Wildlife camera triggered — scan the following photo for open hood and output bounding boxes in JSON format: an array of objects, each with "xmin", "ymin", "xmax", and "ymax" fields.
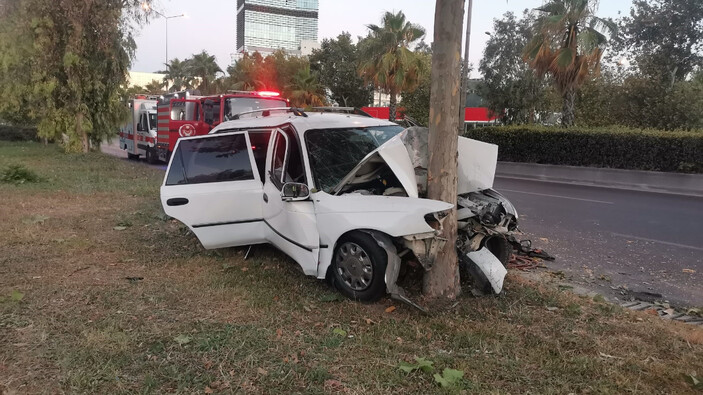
[{"xmin": 332, "ymin": 127, "xmax": 499, "ymax": 198}]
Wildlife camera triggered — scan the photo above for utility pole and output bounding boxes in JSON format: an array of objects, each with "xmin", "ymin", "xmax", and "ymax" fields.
[
  {"xmin": 141, "ymin": 2, "xmax": 185, "ymax": 67},
  {"xmin": 458, "ymin": 0, "xmax": 473, "ymax": 134}
]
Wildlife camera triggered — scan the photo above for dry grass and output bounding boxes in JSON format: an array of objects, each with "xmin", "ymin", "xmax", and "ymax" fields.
[{"xmin": 1, "ymin": 141, "xmax": 702, "ymax": 394}]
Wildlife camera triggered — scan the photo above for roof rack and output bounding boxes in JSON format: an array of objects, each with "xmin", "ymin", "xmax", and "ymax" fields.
[
  {"xmin": 309, "ymin": 107, "xmax": 373, "ymax": 117},
  {"xmin": 227, "ymin": 107, "xmax": 307, "ymax": 121}
]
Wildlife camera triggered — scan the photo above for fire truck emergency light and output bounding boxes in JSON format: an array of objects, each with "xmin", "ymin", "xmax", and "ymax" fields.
[{"xmin": 257, "ymin": 91, "xmax": 281, "ymax": 97}]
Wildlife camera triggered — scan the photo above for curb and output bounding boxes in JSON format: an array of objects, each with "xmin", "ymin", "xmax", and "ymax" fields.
[{"xmin": 496, "ymin": 162, "xmax": 703, "ymax": 198}]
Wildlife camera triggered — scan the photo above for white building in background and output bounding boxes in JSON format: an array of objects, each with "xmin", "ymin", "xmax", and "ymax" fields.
[
  {"xmin": 127, "ymin": 71, "xmax": 166, "ymax": 88},
  {"xmin": 233, "ymin": 0, "xmax": 319, "ymax": 64}
]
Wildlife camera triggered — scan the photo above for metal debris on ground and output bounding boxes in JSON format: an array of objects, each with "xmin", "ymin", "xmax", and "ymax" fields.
[
  {"xmin": 620, "ymin": 301, "xmax": 703, "ymax": 326},
  {"xmin": 507, "ymin": 254, "xmax": 544, "ymax": 271}
]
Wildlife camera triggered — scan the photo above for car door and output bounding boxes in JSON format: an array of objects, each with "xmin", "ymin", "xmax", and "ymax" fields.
[
  {"xmin": 161, "ymin": 131, "xmax": 266, "ymax": 249},
  {"xmin": 262, "ymin": 128, "xmax": 320, "ymax": 275}
]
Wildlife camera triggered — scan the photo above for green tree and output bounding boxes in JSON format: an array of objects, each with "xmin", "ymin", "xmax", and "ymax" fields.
[
  {"xmin": 480, "ymin": 11, "xmax": 554, "ymax": 124},
  {"xmin": 399, "ymin": 53, "xmax": 432, "ymax": 125},
  {"xmin": 310, "ymin": 32, "xmax": 373, "ymax": 108},
  {"xmin": 227, "ymin": 53, "xmax": 268, "ymax": 91},
  {"xmin": 619, "ymin": 0, "xmax": 703, "ymax": 86},
  {"xmin": 286, "ymin": 65, "xmax": 327, "ymax": 108},
  {"xmin": 188, "ymin": 51, "xmax": 223, "ymax": 95},
  {"xmin": 358, "ymin": 11, "xmax": 427, "ymax": 121},
  {"xmin": 144, "ymin": 80, "xmax": 166, "ymax": 95},
  {"xmin": 523, "ymin": 0, "xmax": 617, "ymax": 127},
  {"xmin": 161, "ymin": 58, "xmax": 193, "ymax": 92},
  {"xmin": 0, "ymin": 0, "xmax": 145, "ymax": 152}
]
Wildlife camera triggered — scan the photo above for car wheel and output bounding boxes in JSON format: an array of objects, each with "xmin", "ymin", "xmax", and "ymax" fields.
[
  {"xmin": 146, "ymin": 147, "xmax": 158, "ymax": 164},
  {"xmin": 331, "ymin": 232, "xmax": 387, "ymax": 302}
]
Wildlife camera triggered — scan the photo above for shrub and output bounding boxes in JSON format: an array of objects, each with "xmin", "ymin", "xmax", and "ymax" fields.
[
  {"xmin": 466, "ymin": 126, "xmax": 703, "ymax": 173},
  {"xmin": 0, "ymin": 125, "xmax": 38, "ymax": 141},
  {"xmin": 0, "ymin": 164, "xmax": 42, "ymax": 184}
]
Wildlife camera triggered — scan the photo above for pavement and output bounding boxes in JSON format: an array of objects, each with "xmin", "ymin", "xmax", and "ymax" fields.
[
  {"xmin": 102, "ymin": 140, "xmax": 702, "ymax": 307},
  {"xmin": 495, "ymin": 177, "xmax": 702, "ymax": 308}
]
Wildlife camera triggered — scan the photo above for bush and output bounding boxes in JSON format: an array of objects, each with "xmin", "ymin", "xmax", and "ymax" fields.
[
  {"xmin": 0, "ymin": 164, "xmax": 42, "ymax": 184},
  {"xmin": 0, "ymin": 125, "xmax": 38, "ymax": 141},
  {"xmin": 466, "ymin": 126, "xmax": 703, "ymax": 173}
]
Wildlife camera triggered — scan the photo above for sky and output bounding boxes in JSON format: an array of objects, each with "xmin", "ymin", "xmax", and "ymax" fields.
[{"xmin": 132, "ymin": 0, "xmax": 634, "ymax": 78}]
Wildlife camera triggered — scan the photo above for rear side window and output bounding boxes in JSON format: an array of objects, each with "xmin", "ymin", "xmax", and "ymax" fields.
[{"xmin": 166, "ymin": 133, "xmax": 254, "ymax": 185}]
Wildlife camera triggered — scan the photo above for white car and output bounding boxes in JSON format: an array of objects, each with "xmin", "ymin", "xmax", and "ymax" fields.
[{"xmin": 160, "ymin": 109, "xmax": 518, "ymax": 304}]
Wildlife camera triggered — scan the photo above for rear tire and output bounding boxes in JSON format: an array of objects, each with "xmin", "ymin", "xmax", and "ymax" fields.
[{"xmin": 331, "ymin": 232, "xmax": 387, "ymax": 302}]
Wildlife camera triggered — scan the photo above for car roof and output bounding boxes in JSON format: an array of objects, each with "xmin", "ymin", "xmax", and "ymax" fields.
[{"xmin": 210, "ymin": 112, "xmax": 399, "ymax": 136}]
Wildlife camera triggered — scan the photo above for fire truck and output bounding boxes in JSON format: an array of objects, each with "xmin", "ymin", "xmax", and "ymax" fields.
[
  {"xmin": 154, "ymin": 90, "xmax": 288, "ymax": 162},
  {"xmin": 119, "ymin": 96, "xmax": 160, "ymax": 163}
]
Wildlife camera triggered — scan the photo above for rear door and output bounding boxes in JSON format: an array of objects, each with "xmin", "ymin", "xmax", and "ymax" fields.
[{"xmin": 161, "ymin": 131, "xmax": 266, "ymax": 249}]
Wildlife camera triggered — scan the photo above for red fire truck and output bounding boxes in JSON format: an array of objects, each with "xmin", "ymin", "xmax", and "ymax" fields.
[{"xmin": 154, "ymin": 91, "xmax": 288, "ymax": 162}]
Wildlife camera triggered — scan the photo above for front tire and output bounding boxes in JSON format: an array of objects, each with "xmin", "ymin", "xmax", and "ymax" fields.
[
  {"xmin": 146, "ymin": 147, "xmax": 158, "ymax": 164},
  {"xmin": 331, "ymin": 232, "xmax": 387, "ymax": 302}
]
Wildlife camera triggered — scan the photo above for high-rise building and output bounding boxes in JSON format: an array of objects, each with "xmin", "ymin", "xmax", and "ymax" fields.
[{"xmin": 236, "ymin": 0, "xmax": 319, "ymax": 56}]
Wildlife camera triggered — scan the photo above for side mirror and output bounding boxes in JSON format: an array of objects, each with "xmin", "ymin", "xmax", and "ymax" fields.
[
  {"xmin": 203, "ymin": 99, "xmax": 215, "ymax": 125},
  {"xmin": 281, "ymin": 182, "xmax": 310, "ymax": 202}
]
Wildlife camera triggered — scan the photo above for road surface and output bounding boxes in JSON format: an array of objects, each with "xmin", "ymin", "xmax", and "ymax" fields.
[
  {"xmin": 102, "ymin": 141, "xmax": 702, "ymax": 307},
  {"xmin": 495, "ymin": 177, "xmax": 702, "ymax": 307}
]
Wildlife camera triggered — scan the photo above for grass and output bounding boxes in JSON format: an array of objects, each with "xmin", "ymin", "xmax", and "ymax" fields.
[{"xmin": 1, "ymin": 141, "xmax": 702, "ymax": 394}]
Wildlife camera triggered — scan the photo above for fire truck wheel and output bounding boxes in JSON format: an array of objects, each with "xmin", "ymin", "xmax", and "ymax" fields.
[
  {"xmin": 127, "ymin": 153, "xmax": 139, "ymax": 160},
  {"xmin": 146, "ymin": 148, "xmax": 158, "ymax": 164}
]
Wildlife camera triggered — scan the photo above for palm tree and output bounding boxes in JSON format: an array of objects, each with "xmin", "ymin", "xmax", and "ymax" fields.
[
  {"xmin": 227, "ymin": 53, "xmax": 267, "ymax": 91},
  {"xmin": 188, "ymin": 51, "xmax": 223, "ymax": 94},
  {"xmin": 144, "ymin": 79, "xmax": 166, "ymax": 95},
  {"xmin": 161, "ymin": 58, "xmax": 192, "ymax": 92},
  {"xmin": 358, "ymin": 11, "xmax": 426, "ymax": 121},
  {"xmin": 523, "ymin": 0, "xmax": 616, "ymax": 126},
  {"xmin": 286, "ymin": 65, "xmax": 326, "ymax": 108}
]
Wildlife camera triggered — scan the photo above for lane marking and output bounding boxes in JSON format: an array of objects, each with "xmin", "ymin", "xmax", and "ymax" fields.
[
  {"xmin": 499, "ymin": 189, "xmax": 614, "ymax": 205},
  {"xmin": 611, "ymin": 232, "xmax": 703, "ymax": 252}
]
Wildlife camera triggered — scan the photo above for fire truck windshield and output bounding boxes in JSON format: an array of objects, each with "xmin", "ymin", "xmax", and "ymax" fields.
[{"xmin": 225, "ymin": 97, "xmax": 288, "ymax": 120}]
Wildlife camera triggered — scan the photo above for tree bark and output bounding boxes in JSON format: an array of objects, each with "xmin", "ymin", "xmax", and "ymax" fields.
[
  {"xmin": 77, "ymin": 112, "xmax": 89, "ymax": 153},
  {"xmin": 424, "ymin": 0, "xmax": 465, "ymax": 300},
  {"xmin": 561, "ymin": 87, "xmax": 576, "ymax": 127},
  {"xmin": 388, "ymin": 88, "xmax": 397, "ymax": 121}
]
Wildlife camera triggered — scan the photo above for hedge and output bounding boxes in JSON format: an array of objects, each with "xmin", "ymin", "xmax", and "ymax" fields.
[
  {"xmin": 0, "ymin": 125, "xmax": 38, "ymax": 142},
  {"xmin": 466, "ymin": 125, "xmax": 703, "ymax": 173}
]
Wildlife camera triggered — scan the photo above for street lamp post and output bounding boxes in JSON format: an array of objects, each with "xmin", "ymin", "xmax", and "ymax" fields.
[{"xmin": 141, "ymin": 2, "xmax": 185, "ymax": 67}]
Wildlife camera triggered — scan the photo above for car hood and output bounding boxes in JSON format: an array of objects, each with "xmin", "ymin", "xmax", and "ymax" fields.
[{"xmin": 331, "ymin": 127, "xmax": 499, "ymax": 198}]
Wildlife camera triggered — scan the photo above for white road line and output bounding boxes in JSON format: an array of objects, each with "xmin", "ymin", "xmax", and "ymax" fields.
[
  {"xmin": 611, "ymin": 233, "xmax": 703, "ymax": 252},
  {"xmin": 499, "ymin": 189, "xmax": 615, "ymax": 205}
]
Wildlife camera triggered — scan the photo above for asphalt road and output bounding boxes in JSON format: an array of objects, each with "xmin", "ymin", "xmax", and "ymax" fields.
[
  {"xmin": 102, "ymin": 141, "xmax": 702, "ymax": 307},
  {"xmin": 495, "ymin": 177, "xmax": 703, "ymax": 308}
]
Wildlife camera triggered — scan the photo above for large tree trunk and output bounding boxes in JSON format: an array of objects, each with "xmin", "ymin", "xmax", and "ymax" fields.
[
  {"xmin": 561, "ymin": 88, "xmax": 576, "ymax": 127},
  {"xmin": 424, "ymin": 0, "xmax": 465, "ymax": 300},
  {"xmin": 388, "ymin": 88, "xmax": 397, "ymax": 121}
]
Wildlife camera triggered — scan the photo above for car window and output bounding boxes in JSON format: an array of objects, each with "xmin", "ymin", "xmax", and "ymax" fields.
[
  {"xmin": 282, "ymin": 127, "xmax": 306, "ymax": 184},
  {"xmin": 165, "ymin": 133, "xmax": 254, "ymax": 185},
  {"xmin": 271, "ymin": 131, "xmax": 287, "ymax": 185},
  {"xmin": 305, "ymin": 125, "xmax": 405, "ymax": 192}
]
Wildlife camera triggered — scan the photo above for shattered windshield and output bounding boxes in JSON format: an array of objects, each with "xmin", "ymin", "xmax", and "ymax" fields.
[{"xmin": 305, "ymin": 125, "xmax": 405, "ymax": 192}]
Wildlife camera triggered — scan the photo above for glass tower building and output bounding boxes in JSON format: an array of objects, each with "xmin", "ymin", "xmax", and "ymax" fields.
[{"xmin": 236, "ymin": 0, "xmax": 319, "ymax": 55}]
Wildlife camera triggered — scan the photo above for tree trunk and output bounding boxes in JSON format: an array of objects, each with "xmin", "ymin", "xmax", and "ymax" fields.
[
  {"xmin": 77, "ymin": 112, "xmax": 89, "ymax": 153},
  {"xmin": 424, "ymin": 0, "xmax": 465, "ymax": 300},
  {"xmin": 388, "ymin": 89, "xmax": 397, "ymax": 121},
  {"xmin": 561, "ymin": 88, "xmax": 576, "ymax": 127}
]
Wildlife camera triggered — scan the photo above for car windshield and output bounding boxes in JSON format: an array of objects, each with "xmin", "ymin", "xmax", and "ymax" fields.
[
  {"xmin": 225, "ymin": 97, "xmax": 287, "ymax": 119},
  {"xmin": 305, "ymin": 125, "xmax": 405, "ymax": 192}
]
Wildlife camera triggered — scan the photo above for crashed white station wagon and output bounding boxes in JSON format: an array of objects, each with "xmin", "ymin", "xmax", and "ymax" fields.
[{"xmin": 160, "ymin": 109, "xmax": 518, "ymax": 305}]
